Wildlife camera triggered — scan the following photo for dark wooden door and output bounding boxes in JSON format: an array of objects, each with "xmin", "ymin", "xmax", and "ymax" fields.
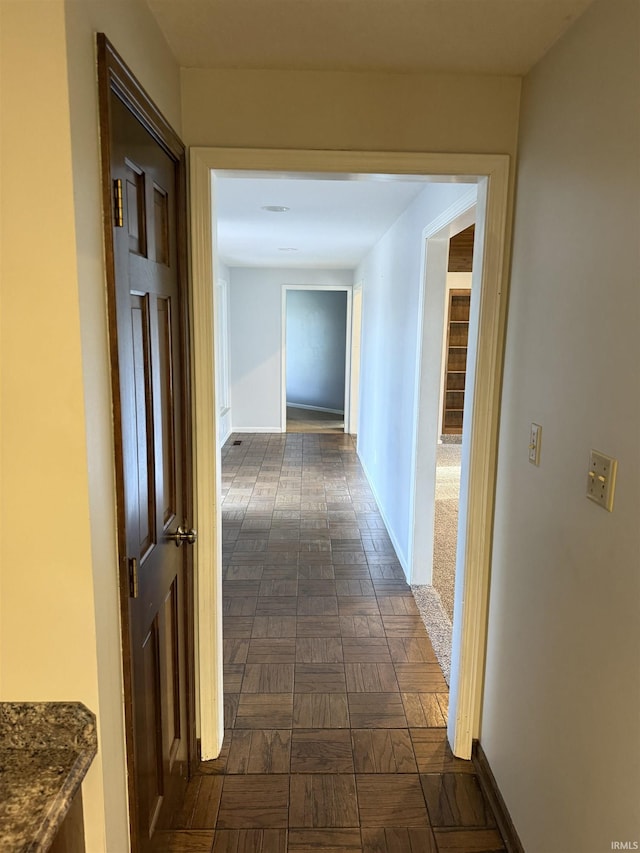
[{"xmin": 106, "ymin": 80, "xmax": 194, "ymax": 850}]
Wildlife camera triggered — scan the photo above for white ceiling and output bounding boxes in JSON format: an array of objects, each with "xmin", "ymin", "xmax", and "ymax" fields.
[
  {"xmin": 146, "ymin": 0, "xmax": 594, "ymax": 76},
  {"xmin": 214, "ymin": 174, "xmax": 470, "ymax": 268}
]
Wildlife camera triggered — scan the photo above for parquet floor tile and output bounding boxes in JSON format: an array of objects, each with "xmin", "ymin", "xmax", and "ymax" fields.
[
  {"xmin": 289, "ymin": 774, "xmax": 359, "ymax": 828},
  {"xmin": 361, "ymin": 827, "xmax": 438, "ymax": 853},
  {"xmin": 290, "ymin": 729, "xmax": 355, "ymax": 773},
  {"xmin": 356, "ymin": 774, "xmax": 430, "ymax": 827}
]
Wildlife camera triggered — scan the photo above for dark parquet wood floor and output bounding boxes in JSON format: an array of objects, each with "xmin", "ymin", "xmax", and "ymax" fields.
[{"xmin": 161, "ymin": 433, "xmax": 505, "ymax": 853}]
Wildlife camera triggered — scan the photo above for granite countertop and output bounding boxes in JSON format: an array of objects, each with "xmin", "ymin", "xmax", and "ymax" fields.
[{"xmin": 0, "ymin": 703, "xmax": 97, "ymax": 853}]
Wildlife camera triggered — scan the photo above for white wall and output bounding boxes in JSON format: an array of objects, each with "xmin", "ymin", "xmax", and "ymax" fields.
[
  {"xmin": 356, "ymin": 183, "xmax": 477, "ymax": 571},
  {"xmin": 0, "ymin": 2, "xmax": 182, "ymax": 850},
  {"xmin": 229, "ymin": 268, "xmax": 353, "ymax": 431},
  {"xmin": 286, "ymin": 289, "xmax": 347, "ymax": 412},
  {"xmin": 482, "ymin": 1, "xmax": 640, "ymax": 850}
]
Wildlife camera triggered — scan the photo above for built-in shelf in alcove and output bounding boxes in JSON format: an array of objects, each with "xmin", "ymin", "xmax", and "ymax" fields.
[{"xmin": 442, "ymin": 289, "xmax": 471, "ymax": 435}]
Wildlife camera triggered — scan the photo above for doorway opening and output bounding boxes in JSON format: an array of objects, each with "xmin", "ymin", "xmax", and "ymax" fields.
[
  {"xmin": 436, "ymin": 226, "xmax": 475, "ymax": 640},
  {"xmin": 282, "ymin": 285, "xmax": 352, "ymax": 434},
  {"xmin": 190, "ymin": 150, "xmax": 510, "ymax": 763},
  {"xmin": 412, "ymin": 220, "xmax": 476, "ymax": 683}
]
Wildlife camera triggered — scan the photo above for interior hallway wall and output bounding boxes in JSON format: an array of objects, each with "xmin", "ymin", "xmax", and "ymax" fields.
[
  {"xmin": 482, "ymin": 1, "xmax": 640, "ymax": 850},
  {"xmin": 1, "ymin": 1, "xmax": 183, "ymax": 850},
  {"xmin": 229, "ymin": 268, "xmax": 353, "ymax": 431},
  {"xmin": 355, "ymin": 183, "xmax": 476, "ymax": 571},
  {"xmin": 286, "ymin": 289, "xmax": 347, "ymax": 412}
]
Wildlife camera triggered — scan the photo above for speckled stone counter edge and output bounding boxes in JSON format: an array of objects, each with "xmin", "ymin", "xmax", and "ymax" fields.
[{"xmin": 0, "ymin": 702, "xmax": 97, "ymax": 853}]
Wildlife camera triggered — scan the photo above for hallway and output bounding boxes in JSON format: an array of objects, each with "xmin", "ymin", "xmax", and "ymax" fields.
[{"xmin": 164, "ymin": 433, "xmax": 505, "ymax": 852}]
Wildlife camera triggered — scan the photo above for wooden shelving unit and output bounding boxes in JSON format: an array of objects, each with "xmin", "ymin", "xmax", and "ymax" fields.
[{"xmin": 442, "ymin": 289, "xmax": 471, "ymax": 435}]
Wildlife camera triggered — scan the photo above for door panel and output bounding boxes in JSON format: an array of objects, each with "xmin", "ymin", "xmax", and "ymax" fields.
[
  {"xmin": 141, "ymin": 619, "xmax": 163, "ymax": 837},
  {"xmin": 109, "ymin": 91, "xmax": 191, "ymax": 851},
  {"xmin": 153, "ymin": 186, "xmax": 170, "ymax": 266},
  {"xmin": 131, "ymin": 294, "xmax": 156, "ymax": 559},
  {"xmin": 157, "ymin": 297, "xmax": 176, "ymax": 527},
  {"xmin": 161, "ymin": 578, "xmax": 181, "ymax": 765},
  {"xmin": 126, "ymin": 162, "xmax": 147, "ymax": 256}
]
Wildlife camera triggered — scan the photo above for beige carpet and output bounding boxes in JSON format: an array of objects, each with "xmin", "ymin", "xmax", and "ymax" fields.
[
  {"xmin": 433, "ymin": 444, "xmax": 461, "ymax": 622},
  {"xmin": 286, "ymin": 406, "xmax": 344, "ymax": 433},
  {"xmin": 411, "ymin": 443, "xmax": 461, "ymax": 684}
]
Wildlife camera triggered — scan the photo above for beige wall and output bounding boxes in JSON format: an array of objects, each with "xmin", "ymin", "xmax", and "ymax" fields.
[
  {"xmin": 0, "ymin": 1, "xmax": 181, "ymax": 850},
  {"xmin": 0, "ymin": 1, "xmax": 105, "ymax": 848},
  {"xmin": 482, "ymin": 1, "xmax": 640, "ymax": 849},
  {"xmin": 181, "ymin": 67, "xmax": 521, "ymax": 156}
]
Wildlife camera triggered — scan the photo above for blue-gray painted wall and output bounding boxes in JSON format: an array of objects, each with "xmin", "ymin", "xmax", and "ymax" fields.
[{"xmin": 286, "ymin": 289, "xmax": 347, "ymax": 412}]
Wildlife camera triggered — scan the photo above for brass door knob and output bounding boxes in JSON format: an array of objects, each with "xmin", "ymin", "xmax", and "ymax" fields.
[{"xmin": 166, "ymin": 525, "xmax": 198, "ymax": 547}]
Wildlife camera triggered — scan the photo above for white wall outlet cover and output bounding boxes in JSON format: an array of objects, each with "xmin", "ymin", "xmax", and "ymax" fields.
[
  {"xmin": 586, "ymin": 449, "xmax": 617, "ymax": 512},
  {"xmin": 529, "ymin": 422, "xmax": 542, "ymax": 465}
]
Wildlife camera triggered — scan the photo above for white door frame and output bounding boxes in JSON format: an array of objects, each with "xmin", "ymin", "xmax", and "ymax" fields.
[
  {"xmin": 189, "ymin": 148, "xmax": 511, "ymax": 761},
  {"xmin": 281, "ymin": 284, "xmax": 353, "ymax": 434}
]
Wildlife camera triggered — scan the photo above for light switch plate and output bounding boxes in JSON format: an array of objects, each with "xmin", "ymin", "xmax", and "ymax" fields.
[
  {"xmin": 529, "ymin": 423, "xmax": 542, "ymax": 466},
  {"xmin": 586, "ymin": 449, "xmax": 617, "ymax": 511}
]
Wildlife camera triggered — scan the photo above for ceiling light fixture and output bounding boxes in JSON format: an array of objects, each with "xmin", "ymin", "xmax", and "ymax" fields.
[{"xmin": 261, "ymin": 205, "xmax": 290, "ymax": 213}]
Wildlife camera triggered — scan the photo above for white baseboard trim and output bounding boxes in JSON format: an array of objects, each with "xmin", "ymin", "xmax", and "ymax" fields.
[
  {"xmin": 287, "ymin": 403, "xmax": 345, "ymax": 415},
  {"xmin": 219, "ymin": 425, "xmax": 232, "ymax": 446},
  {"xmin": 231, "ymin": 426, "xmax": 284, "ymax": 434},
  {"xmin": 356, "ymin": 450, "xmax": 410, "ymax": 580}
]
